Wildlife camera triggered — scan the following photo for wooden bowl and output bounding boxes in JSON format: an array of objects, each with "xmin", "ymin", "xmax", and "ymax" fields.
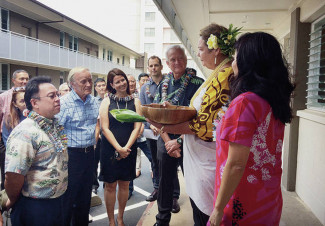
[{"xmin": 141, "ymin": 103, "xmax": 197, "ymax": 124}]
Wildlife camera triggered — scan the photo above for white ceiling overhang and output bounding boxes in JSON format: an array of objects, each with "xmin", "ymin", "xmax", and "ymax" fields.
[{"xmin": 153, "ymin": 0, "xmax": 301, "ymax": 77}]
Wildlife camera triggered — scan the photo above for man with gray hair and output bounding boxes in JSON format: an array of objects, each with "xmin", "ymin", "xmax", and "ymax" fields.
[
  {"xmin": 154, "ymin": 45, "xmax": 204, "ymax": 226},
  {"xmin": 58, "ymin": 82, "xmax": 70, "ymax": 97},
  {"xmin": 0, "ymin": 69, "xmax": 29, "ymax": 190},
  {"xmin": 56, "ymin": 67, "xmax": 100, "ymax": 226}
]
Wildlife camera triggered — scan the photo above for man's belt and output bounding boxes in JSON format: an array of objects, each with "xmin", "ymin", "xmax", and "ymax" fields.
[{"xmin": 68, "ymin": 146, "xmax": 93, "ymax": 153}]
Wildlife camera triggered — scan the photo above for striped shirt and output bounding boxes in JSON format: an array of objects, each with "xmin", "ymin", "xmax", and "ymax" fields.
[{"xmin": 56, "ymin": 89, "xmax": 100, "ymax": 148}]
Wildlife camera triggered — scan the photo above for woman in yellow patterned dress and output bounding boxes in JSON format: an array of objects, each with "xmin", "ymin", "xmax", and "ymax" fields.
[{"xmin": 149, "ymin": 23, "xmax": 240, "ymax": 226}]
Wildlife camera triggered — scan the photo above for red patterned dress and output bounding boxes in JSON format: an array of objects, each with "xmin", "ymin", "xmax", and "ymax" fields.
[{"xmin": 214, "ymin": 92, "xmax": 284, "ymax": 225}]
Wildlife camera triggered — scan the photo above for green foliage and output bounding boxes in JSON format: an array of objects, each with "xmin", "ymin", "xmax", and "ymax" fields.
[{"xmin": 218, "ymin": 24, "xmax": 242, "ymax": 58}]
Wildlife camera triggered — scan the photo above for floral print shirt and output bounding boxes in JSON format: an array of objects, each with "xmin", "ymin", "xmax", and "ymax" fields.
[
  {"xmin": 214, "ymin": 92, "xmax": 283, "ymax": 225},
  {"xmin": 5, "ymin": 115, "xmax": 68, "ymax": 199}
]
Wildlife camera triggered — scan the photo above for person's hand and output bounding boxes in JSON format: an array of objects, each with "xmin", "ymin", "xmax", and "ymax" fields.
[
  {"xmin": 161, "ymin": 101, "xmax": 172, "ymax": 108},
  {"xmin": 169, "ymin": 149, "xmax": 181, "ymax": 158},
  {"xmin": 208, "ymin": 208, "xmax": 223, "ymax": 226},
  {"xmin": 149, "ymin": 124, "xmax": 160, "ymax": 136},
  {"xmin": 117, "ymin": 147, "xmax": 131, "ymax": 159},
  {"xmin": 147, "ymin": 120, "xmax": 163, "ymax": 131},
  {"xmin": 165, "ymin": 139, "xmax": 180, "ymax": 154},
  {"xmin": 5, "ymin": 198, "xmax": 13, "ymax": 210}
]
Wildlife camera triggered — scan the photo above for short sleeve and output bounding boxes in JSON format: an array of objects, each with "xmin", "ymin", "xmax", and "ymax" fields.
[
  {"xmin": 220, "ymin": 94, "xmax": 258, "ymax": 147},
  {"xmin": 5, "ymin": 128, "xmax": 36, "ymax": 175}
]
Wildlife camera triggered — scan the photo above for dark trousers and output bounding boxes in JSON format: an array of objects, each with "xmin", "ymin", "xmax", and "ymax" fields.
[
  {"xmin": 129, "ymin": 140, "xmax": 152, "ymax": 193},
  {"xmin": 93, "ymin": 138, "xmax": 101, "ymax": 189},
  {"xmin": 0, "ymin": 135, "xmax": 6, "ymax": 190},
  {"xmin": 11, "ymin": 195, "xmax": 65, "ymax": 226},
  {"xmin": 147, "ymin": 139, "xmax": 159, "ymax": 189},
  {"xmin": 190, "ymin": 198, "xmax": 210, "ymax": 226},
  {"xmin": 156, "ymin": 135, "xmax": 183, "ymax": 225},
  {"xmin": 64, "ymin": 147, "xmax": 94, "ymax": 226}
]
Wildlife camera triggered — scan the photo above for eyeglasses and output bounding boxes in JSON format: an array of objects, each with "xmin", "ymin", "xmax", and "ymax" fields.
[
  {"xmin": 33, "ymin": 91, "xmax": 60, "ymax": 100},
  {"xmin": 13, "ymin": 87, "xmax": 25, "ymax": 92}
]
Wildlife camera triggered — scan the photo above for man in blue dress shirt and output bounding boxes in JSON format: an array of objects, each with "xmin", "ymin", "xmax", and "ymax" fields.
[{"xmin": 56, "ymin": 67, "xmax": 100, "ymax": 226}]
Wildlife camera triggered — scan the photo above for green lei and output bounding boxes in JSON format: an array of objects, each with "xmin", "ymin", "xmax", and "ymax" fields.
[
  {"xmin": 159, "ymin": 68, "xmax": 196, "ymax": 105},
  {"xmin": 28, "ymin": 111, "xmax": 67, "ymax": 153}
]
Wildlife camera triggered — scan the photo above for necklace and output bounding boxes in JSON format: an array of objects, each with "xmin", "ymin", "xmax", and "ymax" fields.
[
  {"xmin": 145, "ymin": 78, "xmax": 155, "ymax": 99},
  {"xmin": 161, "ymin": 68, "xmax": 196, "ymax": 105},
  {"xmin": 109, "ymin": 93, "xmax": 134, "ymax": 102},
  {"xmin": 28, "ymin": 111, "xmax": 67, "ymax": 153},
  {"xmin": 145, "ymin": 77, "xmax": 162, "ymax": 100},
  {"xmin": 116, "ymin": 100, "xmax": 128, "ymax": 110}
]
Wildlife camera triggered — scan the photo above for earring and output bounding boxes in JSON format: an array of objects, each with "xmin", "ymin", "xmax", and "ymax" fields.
[{"xmin": 215, "ymin": 57, "xmax": 217, "ymax": 65}]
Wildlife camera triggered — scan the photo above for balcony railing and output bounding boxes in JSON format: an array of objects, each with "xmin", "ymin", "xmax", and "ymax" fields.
[{"xmin": 0, "ymin": 29, "xmax": 143, "ymax": 76}]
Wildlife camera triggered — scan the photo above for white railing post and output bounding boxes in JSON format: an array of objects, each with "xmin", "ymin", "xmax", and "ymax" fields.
[
  {"xmin": 9, "ymin": 30, "xmax": 12, "ymax": 59},
  {"xmin": 24, "ymin": 35, "xmax": 26, "ymax": 61},
  {"xmin": 49, "ymin": 43, "xmax": 51, "ymax": 65}
]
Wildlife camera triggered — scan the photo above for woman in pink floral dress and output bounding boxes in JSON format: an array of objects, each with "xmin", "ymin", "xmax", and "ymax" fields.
[{"xmin": 208, "ymin": 32, "xmax": 295, "ymax": 226}]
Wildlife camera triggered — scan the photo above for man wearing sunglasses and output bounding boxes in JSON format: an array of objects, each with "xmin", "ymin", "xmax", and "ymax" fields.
[
  {"xmin": 0, "ymin": 70, "xmax": 29, "ymax": 191},
  {"xmin": 5, "ymin": 76, "xmax": 68, "ymax": 225}
]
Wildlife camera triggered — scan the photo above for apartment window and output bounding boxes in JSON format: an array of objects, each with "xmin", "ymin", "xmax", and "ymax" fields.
[
  {"xmin": 69, "ymin": 35, "xmax": 78, "ymax": 51},
  {"xmin": 144, "ymin": 43, "xmax": 155, "ymax": 53},
  {"xmin": 145, "ymin": 12, "xmax": 155, "ymax": 22},
  {"xmin": 145, "ymin": 0, "xmax": 153, "ymax": 5},
  {"xmin": 122, "ymin": 56, "xmax": 125, "ymax": 65},
  {"xmin": 107, "ymin": 50, "xmax": 113, "ymax": 61},
  {"xmin": 117, "ymin": 58, "xmax": 120, "ymax": 64},
  {"xmin": 307, "ymin": 17, "xmax": 325, "ymax": 111},
  {"xmin": 1, "ymin": 8, "xmax": 9, "ymax": 30},
  {"xmin": 0, "ymin": 64, "xmax": 9, "ymax": 91},
  {"xmin": 59, "ymin": 72, "xmax": 64, "ymax": 85},
  {"xmin": 170, "ymin": 30, "xmax": 179, "ymax": 42},
  {"xmin": 86, "ymin": 48, "xmax": 90, "ymax": 55},
  {"xmin": 145, "ymin": 28, "xmax": 155, "ymax": 37},
  {"xmin": 60, "ymin": 31, "xmax": 65, "ymax": 47}
]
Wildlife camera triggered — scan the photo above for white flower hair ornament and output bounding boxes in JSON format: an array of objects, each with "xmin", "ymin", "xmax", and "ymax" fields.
[{"xmin": 206, "ymin": 24, "xmax": 242, "ymax": 58}]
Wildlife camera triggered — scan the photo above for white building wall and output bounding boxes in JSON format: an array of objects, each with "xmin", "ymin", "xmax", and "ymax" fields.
[
  {"xmin": 296, "ymin": 110, "xmax": 325, "ymax": 225},
  {"xmin": 293, "ymin": 1, "xmax": 325, "ymax": 224}
]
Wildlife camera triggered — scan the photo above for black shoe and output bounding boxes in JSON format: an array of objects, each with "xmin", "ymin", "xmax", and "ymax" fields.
[
  {"xmin": 171, "ymin": 198, "xmax": 180, "ymax": 213},
  {"xmin": 146, "ymin": 189, "xmax": 158, "ymax": 202},
  {"xmin": 153, "ymin": 222, "xmax": 169, "ymax": 226},
  {"xmin": 128, "ymin": 192, "xmax": 132, "ymax": 200}
]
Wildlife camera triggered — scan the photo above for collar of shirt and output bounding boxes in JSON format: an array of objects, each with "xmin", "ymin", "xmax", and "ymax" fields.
[
  {"xmin": 171, "ymin": 73, "xmax": 186, "ymax": 86},
  {"xmin": 70, "ymin": 89, "xmax": 91, "ymax": 104}
]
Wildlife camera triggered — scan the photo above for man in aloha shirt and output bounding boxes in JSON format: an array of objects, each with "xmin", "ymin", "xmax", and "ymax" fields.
[{"xmin": 5, "ymin": 76, "xmax": 68, "ymax": 226}]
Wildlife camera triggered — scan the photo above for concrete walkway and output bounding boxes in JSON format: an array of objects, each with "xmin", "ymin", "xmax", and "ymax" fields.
[{"xmin": 138, "ymin": 172, "xmax": 323, "ymax": 226}]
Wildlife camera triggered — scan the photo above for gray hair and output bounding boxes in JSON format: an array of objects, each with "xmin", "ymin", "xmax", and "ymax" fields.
[
  {"xmin": 59, "ymin": 82, "xmax": 69, "ymax": 91},
  {"xmin": 165, "ymin": 45, "xmax": 187, "ymax": 62},
  {"xmin": 67, "ymin": 67, "xmax": 90, "ymax": 86},
  {"xmin": 127, "ymin": 74, "xmax": 136, "ymax": 80},
  {"xmin": 12, "ymin": 70, "xmax": 28, "ymax": 79}
]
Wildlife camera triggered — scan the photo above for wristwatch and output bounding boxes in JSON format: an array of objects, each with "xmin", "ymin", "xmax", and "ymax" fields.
[{"xmin": 176, "ymin": 137, "xmax": 183, "ymax": 146}]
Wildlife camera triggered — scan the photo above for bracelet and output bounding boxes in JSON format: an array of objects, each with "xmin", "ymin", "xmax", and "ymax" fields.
[{"xmin": 160, "ymin": 126, "xmax": 165, "ymax": 134}]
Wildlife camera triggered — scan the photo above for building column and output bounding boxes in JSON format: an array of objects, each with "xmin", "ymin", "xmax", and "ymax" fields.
[{"xmin": 282, "ymin": 8, "xmax": 311, "ymax": 191}]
